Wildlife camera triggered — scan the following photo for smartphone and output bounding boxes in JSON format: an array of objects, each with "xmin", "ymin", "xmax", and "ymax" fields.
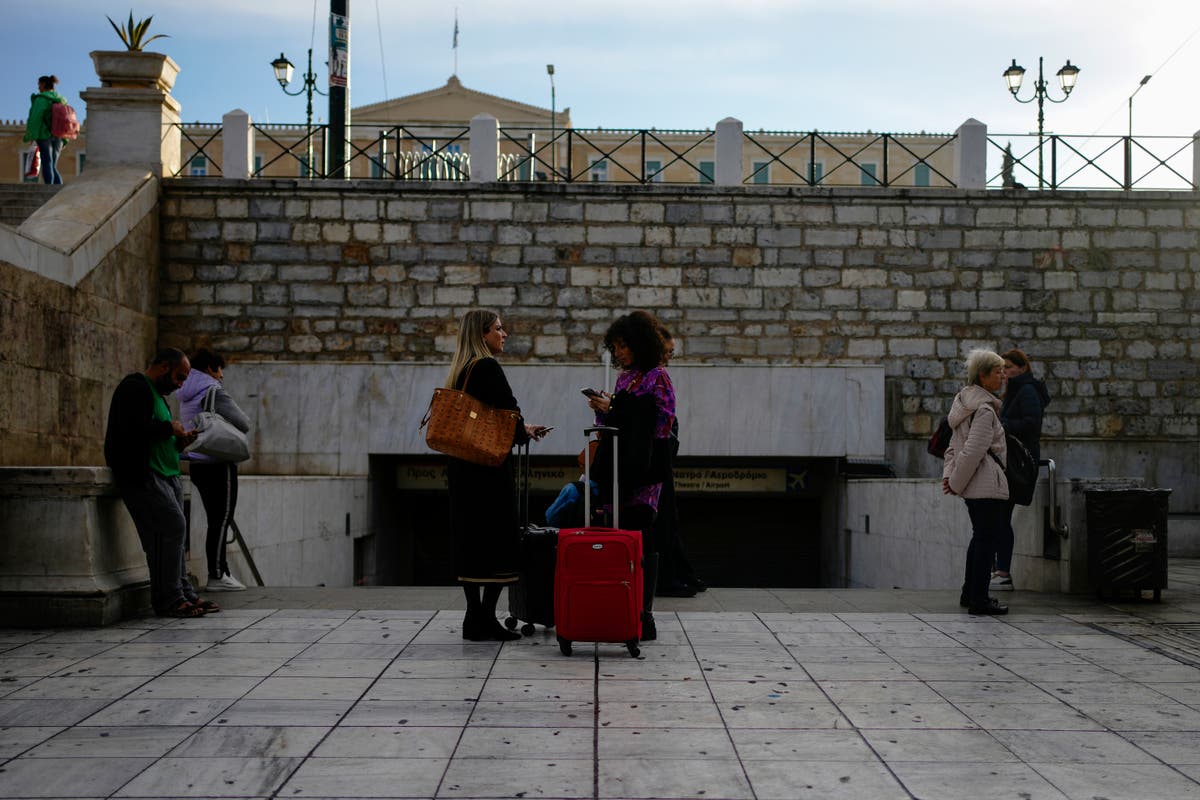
[{"xmin": 580, "ymin": 387, "xmax": 602, "ymax": 398}]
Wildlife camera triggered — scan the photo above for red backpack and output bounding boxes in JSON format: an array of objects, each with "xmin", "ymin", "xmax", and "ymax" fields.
[{"xmin": 51, "ymin": 102, "xmax": 79, "ymax": 140}]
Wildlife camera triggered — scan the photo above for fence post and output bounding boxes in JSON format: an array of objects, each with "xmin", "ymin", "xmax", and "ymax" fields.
[
  {"xmin": 954, "ymin": 118, "xmax": 987, "ymax": 189},
  {"xmin": 221, "ymin": 109, "xmax": 254, "ymax": 178},
  {"xmin": 714, "ymin": 117, "xmax": 743, "ymax": 186},
  {"xmin": 469, "ymin": 113, "xmax": 499, "ymax": 183},
  {"xmin": 1193, "ymin": 130, "xmax": 1200, "ymax": 190}
]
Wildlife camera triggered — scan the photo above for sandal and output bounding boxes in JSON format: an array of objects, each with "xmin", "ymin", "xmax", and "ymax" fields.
[
  {"xmin": 192, "ymin": 598, "xmax": 221, "ymax": 613},
  {"xmin": 159, "ymin": 600, "xmax": 206, "ymax": 618}
]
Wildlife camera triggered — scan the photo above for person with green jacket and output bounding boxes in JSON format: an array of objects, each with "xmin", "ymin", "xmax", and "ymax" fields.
[{"xmin": 23, "ymin": 75, "xmax": 66, "ymax": 184}]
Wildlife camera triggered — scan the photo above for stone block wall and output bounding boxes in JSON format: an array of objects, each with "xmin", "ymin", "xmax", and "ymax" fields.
[
  {"xmin": 0, "ymin": 212, "xmax": 159, "ymax": 466},
  {"xmin": 158, "ymin": 180, "xmax": 1200, "ymax": 494}
]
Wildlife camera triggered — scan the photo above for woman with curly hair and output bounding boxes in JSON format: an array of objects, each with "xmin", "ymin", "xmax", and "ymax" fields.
[{"xmin": 585, "ymin": 310, "xmax": 676, "ymax": 639}]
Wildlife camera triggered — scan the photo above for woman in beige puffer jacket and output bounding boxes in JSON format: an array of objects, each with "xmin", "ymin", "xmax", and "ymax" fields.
[{"xmin": 942, "ymin": 349, "xmax": 1010, "ymax": 615}]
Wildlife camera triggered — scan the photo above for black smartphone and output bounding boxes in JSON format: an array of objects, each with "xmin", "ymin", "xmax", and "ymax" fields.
[{"xmin": 581, "ymin": 387, "xmax": 602, "ymax": 398}]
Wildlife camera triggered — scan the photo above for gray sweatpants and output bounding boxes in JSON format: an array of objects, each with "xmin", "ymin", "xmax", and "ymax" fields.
[{"xmin": 120, "ymin": 472, "xmax": 196, "ymax": 614}]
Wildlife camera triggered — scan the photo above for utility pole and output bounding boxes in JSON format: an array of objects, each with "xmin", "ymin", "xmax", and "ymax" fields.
[{"xmin": 328, "ymin": 0, "xmax": 350, "ymax": 178}]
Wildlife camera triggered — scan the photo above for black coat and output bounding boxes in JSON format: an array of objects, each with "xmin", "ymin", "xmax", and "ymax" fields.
[
  {"xmin": 1000, "ymin": 372, "xmax": 1051, "ymax": 462},
  {"xmin": 104, "ymin": 373, "xmax": 176, "ymax": 485},
  {"xmin": 445, "ymin": 358, "xmax": 525, "ymax": 582}
]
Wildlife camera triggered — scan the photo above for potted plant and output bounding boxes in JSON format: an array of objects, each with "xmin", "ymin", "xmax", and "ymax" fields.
[{"xmin": 91, "ymin": 11, "xmax": 179, "ymax": 92}]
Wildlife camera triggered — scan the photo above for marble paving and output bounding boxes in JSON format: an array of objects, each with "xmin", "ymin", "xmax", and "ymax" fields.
[{"xmin": 2, "ymin": 570, "xmax": 1200, "ymax": 799}]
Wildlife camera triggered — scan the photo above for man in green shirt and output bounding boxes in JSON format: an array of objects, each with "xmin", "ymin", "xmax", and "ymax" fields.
[{"xmin": 105, "ymin": 348, "xmax": 218, "ymax": 618}]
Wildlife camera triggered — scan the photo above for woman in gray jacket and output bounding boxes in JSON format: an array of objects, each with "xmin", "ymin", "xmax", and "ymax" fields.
[
  {"xmin": 178, "ymin": 349, "xmax": 252, "ymax": 592},
  {"xmin": 942, "ymin": 349, "xmax": 1010, "ymax": 615}
]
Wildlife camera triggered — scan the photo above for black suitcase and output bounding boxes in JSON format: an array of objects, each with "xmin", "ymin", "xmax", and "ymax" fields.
[{"xmin": 506, "ymin": 442, "xmax": 557, "ymax": 635}]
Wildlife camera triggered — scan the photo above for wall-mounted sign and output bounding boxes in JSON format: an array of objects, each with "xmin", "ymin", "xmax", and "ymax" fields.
[
  {"xmin": 329, "ymin": 13, "xmax": 349, "ymax": 88},
  {"xmin": 397, "ymin": 463, "xmax": 576, "ymax": 492},
  {"xmin": 674, "ymin": 467, "xmax": 788, "ymax": 494},
  {"xmin": 396, "ymin": 463, "xmax": 805, "ymax": 495}
]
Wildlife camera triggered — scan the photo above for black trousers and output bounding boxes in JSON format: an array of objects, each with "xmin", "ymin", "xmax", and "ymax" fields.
[
  {"xmin": 189, "ymin": 461, "xmax": 239, "ymax": 579},
  {"xmin": 964, "ymin": 499, "xmax": 1008, "ymax": 607}
]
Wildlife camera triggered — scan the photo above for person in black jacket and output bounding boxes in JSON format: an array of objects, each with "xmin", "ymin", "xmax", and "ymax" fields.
[
  {"xmin": 992, "ymin": 348, "xmax": 1052, "ymax": 592},
  {"xmin": 445, "ymin": 309, "xmax": 550, "ymax": 641},
  {"xmin": 105, "ymin": 348, "xmax": 219, "ymax": 618}
]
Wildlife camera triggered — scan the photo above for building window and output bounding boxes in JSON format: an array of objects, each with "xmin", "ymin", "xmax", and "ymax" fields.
[
  {"xmin": 589, "ymin": 157, "xmax": 608, "ymax": 182},
  {"xmin": 518, "ymin": 157, "xmax": 532, "ymax": 181},
  {"xmin": 807, "ymin": 161, "xmax": 824, "ymax": 185},
  {"xmin": 189, "ymin": 156, "xmax": 207, "ymax": 177},
  {"xmin": 369, "ymin": 156, "xmax": 384, "ymax": 179},
  {"xmin": 645, "ymin": 160, "xmax": 663, "ymax": 183},
  {"xmin": 253, "ymin": 154, "xmax": 263, "ymax": 175},
  {"xmin": 751, "ymin": 161, "xmax": 770, "ymax": 184},
  {"xmin": 860, "ymin": 162, "xmax": 879, "ymax": 186},
  {"xmin": 914, "ymin": 163, "xmax": 931, "ymax": 186},
  {"xmin": 699, "ymin": 160, "xmax": 714, "ymax": 184},
  {"xmin": 299, "ymin": 157, "xmax": 311, "ymax": 177}
]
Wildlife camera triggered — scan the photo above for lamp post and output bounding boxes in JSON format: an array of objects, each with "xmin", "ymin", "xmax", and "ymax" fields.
[
  {"xmin": 1124, "ymin": 74, "xmax": 1152, "ymax": 190},
  {"xmin": 546, "ymin": 64, "xmax": 556, "ymax": 180},
  {"xmin": 1003, "ymin": 56, "xmax": 1080, "ymax": 188},
  {"xmin": 271, "ymin": 48, "xmax": 327, "ymax": 178}
]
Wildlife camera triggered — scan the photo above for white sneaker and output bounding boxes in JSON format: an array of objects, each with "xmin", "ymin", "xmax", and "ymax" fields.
[
  {"xmin": 989, "ymin": 573, "xmax": 1014, "ymax": 591},
  {"xmin": 205, "ymin": 573, "xmax": 247, "ymax": 592}
]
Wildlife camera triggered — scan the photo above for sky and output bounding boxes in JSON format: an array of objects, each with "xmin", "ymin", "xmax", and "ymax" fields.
[{"xmin": 4, "ymin": 0, "xmax": 1200, "ymax": 142}]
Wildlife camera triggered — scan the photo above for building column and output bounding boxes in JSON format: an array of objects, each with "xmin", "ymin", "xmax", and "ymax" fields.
[
  {"xmin": 222, "ymin": 109, "xmax": 254, "ymax": 179},
  {"xmin": 955, "ymin": 118, "xmax": 987, "ymax": 190},
  {"xmin": 714, "ymin": 117, "xmax": 743, "ymax": 187},
  {"xmin": 470, "ymin": 114, "xmax": 499, "ymax": 183}
]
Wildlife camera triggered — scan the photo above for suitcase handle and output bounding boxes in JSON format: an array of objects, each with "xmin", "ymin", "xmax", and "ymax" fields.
[{"xmin": 583, "ymin": 426, "xmax": 619, "ymax": 530}]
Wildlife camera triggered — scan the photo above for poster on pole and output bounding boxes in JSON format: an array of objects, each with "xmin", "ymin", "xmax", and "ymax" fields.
[{"xmin": 329, "ymin": 13, "xmax": 349, "ymax": 88}]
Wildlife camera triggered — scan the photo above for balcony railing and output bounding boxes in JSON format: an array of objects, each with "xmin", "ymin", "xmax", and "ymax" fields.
[{"xmin": 987, "ymin": 133, "xmax": 1195, "ymax": 191}]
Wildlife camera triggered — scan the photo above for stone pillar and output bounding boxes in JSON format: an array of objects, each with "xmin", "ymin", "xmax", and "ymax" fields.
[
  {"xmin": 1193, "ymin": 129, "xmax": 1200, "ymax": 190},
  {"xmin": 714, "ymin": 117, "xmax": 743, "ymax": 187},
  {"xmin": 79, "ymin": 50, "xmax": 182, "ymax": 178},
  {"xmin": 470, "ymin": 113, "xmax": 499, "ymax": 183},
  {"xmin": 954, "ymin": 118, "xmax": 987, "ymax": 190},
  {"xmin": 222, "ymin": 109, "xmax": 254, "ymax": 179}
]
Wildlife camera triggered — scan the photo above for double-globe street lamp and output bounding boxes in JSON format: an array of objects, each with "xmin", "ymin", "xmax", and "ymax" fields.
[
  {"xmin": 271, "ymin": 49, "xmax": 327, "ymax": 178},
  {"xmin": 1003, "ymin": 56, "xmax": 1080, "ymax": 188}
]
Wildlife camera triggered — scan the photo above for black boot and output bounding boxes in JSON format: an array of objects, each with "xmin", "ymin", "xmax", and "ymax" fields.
[
  {"xmin": 483, "ymin": 584, "xmax": 521, "ymax": 641},
  {"xmin": 641, "ymin": 553, "xmax": 659, "ymax": 641},
  {"xmin": 462, "ymin": 584, "xmax": 490, "ymax": 641}
]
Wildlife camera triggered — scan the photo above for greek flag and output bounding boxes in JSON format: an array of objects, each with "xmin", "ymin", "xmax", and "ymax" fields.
[{"xmin": 453, "ymin": 12, "xmax": 459, "ymax": 49}]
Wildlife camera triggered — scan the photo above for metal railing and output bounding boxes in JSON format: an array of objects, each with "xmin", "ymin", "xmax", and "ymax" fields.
[
  {"xmin": 742, "ymin": 130, "xmax": 957, "ymax": 187},
  {"xmin": 342, "ymin": 124, "xmax": 471, "ymax": 180},
  {"xmin": 987, "ymin": 133, "xmax": 1195, "ymax": 190},
  {"xmin": 171, "ymin": 122, "xmax": 222, "ymax": 178},
  {"xmin": 498, "ymin": 127, "xmax": 716, "ymax": 183}
]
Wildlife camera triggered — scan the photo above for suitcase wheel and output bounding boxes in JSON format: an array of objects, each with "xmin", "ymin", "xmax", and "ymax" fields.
[
  {"xmin": 504, "ymin": 616, "xmax": 518, "ymax": 630},
  {"xmin": 557, "ymin": 636, "xmax": 572, "ymax": 657},
  {"xmin": 626, "ymin": 640, "xmax": 640, "ymax": 658},
  {"xmin": 520, "ymin": 623, "xmax": 536, "ymax": 636}
]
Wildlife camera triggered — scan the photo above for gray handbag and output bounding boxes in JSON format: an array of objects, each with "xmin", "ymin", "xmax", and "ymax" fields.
[{"xmin": 185, "ymin": 386, "xmax": 250, "ymax": 463}]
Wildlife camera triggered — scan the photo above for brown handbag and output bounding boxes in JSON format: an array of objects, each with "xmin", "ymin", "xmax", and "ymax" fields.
[{"xmin": 419, "ymin": 361, "xmax": 520, "ymax": 467}]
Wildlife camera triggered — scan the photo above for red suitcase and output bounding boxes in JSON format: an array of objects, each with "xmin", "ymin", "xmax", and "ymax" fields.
[{"xmin": 555, "ymin": 426, "xmax": 643, "ymax": 658}]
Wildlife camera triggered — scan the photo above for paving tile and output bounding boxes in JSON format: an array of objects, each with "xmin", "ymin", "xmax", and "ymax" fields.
[
  {"xmin": 1145, "ymin": 682, "xmax": 1200, "ymax": 705},
  {"xmin": 171, "ymin": 724, "xmax": 330, "ymax": 757},
  {"xmin": 1038, "ymin": 680, "xmax": 1178, "ymax": 705},
  {"xmin": 596, "ymin": 660, "xmax": 707, "ymax": 680},
  {"xmin": 0, "ymin": 725, "xmax": 63, "ymax": 757},
  {"xmin": 0, "ymin": 755, "xmax": 156, "ymax": 797},
  {"xmin": 706, "ymin": 679, "xmax": 825, "ymax": 704},
  {"xmin": 364, "ymin": 677, "xmax": 486, "ymax": 701},
  {"xmin": 276, "ymin": 658, "xmax": 392, "ymax": 679},
  {"xmin": 889, "ymin": 762, "xmax": 1071, "ymax": 800},
  {"xmin": 27, "ymin": 725, "xmax": 196, "ymax": 757},
  {"xmin": 599, "ymin": 757, "xmax": 752, "ymax": 799},
  {"xmin": 741, "ymin": 758, "xmax": 906, "ymax": 800},
  {"xmin": 4, "ymin": 643, "xmax": 119, "ymax": 660},
  {"xmin": 861, "ymin": 728, "xmax": 1018, "ymax": 762},
  {"xmin": 836, "ymin": 700, "xmax": 977, "ymax": 729},
  {"xmin": 1070, "ymin": 702, "xmax": 1200, "ymax": 732},
  {"xmin": 380, "ymin": 659, "xmax": 493, "ymax": 679},
  {"xmin": 341, "ymin": 699, "xmax": 478, "ymax": 727},
  {"xmin": 310, "ymin": 726, "xmax": 458, "ymax": 759},
  {"xmin": 901, "ymin": 661, "xmax": 1020, "ymax": 681},
  {"xmin": 469, "ymin": 700, "xmax": 595, "ymax": 728},
  {"xmin": 164, "ymin": 655, "xmax": 290, "ymax": 677},
  {"xmin": 221, "ymin": 628, "xmax": 330, "ymax": 644},
  {"xmin": 113, "ymin": 755, "xmax": 300, "ymax": 797},
  {"xmin": 729, "ymin": 728, "xmax": 875, "ymax": 761},
  {"xmin": 457, "ymin": 725, "xmax": 594, "ymax": 759},
  {"xmin": 599, "ymin": 699, "xmax": 726, "ymax": 729},
  {"xmin": 1030, "ymin": 762, "xmax": 1200, "ymax": 800},
  {"xmin": 394, "ymin": 643, "xmax": 502, "ymax": 660},
  {"xmin": 444, "ymin": 756, "xmax": 594, "ymax": 798},
  {"xmin": 124, "ymin": 675, "xmax": 261, "ymax": 700},
  {"xmin": 990, "ymin": 729, "xmax": 1160, "ymax": 764},
  {"xmin": 818, "ymin": 680, "xmax": 944, "ymax": 704},
  {"xmin": 480, "ymin": 678, "xmax": 596, "ymax": 702},
  {"xmin": 80, "ymin": 697, "xmax": 233, "ymax": 727},
  {"xmin": 277, "ymin": 755, "xmax": 447, "ymax": 797},
  {"xmin": 597, "ymin": 678, "xmax": 713, "ymax": 703},
  {"xmin": 6, "ymin": 675, "xmax": 147, "ymax": 700},
  {"xmin": 53, "ymin": 656, "xmax": 193, "ymax": 677},
  {"xmin": 784, "ymin": 645, "xmax": 896, "ymax": 663},
  {"xmin": 799, "ymin": 661, "xmax": 914, "ymax": 681},
  {"xmin": 926, "ymin": 679, "xmax": 1055, "ymax": 704},
  {"xmin": 0, "ymin": 698, "xmax": 110, "ymax": 726},
  {"xmin": 212, "ymin": 698, "xmax": 353, "ymax": 726},
  {"xmin": 245, "ymin": 677, "xmax": 373, "ymax": 701},
  {"xmin": 0, "ymin": 657, "xmax": 82, "ymax": 678},
  {"xmin": 105, "ymin": 642, "xmax": 213, "ymax": 658},
  {"xmin": 720, "ymin": 698, "xmax": 849, "ymax": 729}
]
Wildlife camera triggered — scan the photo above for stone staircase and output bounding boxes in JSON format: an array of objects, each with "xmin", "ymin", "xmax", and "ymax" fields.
[{"xmin": 0, "ymin": 183, "xmax": 62, "ymax": 227}]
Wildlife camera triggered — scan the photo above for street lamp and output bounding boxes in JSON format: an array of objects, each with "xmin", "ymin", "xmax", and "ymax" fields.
[
  {"xmin": 1003, "ymin": 56, "xmax": 1080, "ymax": 188},
  {"xmin": 271, "ymin": 49, "xmax": 327, "ymax": 178},
  {"xmin": 546, "ymin": 64, "xmax": 556, "ymax": 180}
]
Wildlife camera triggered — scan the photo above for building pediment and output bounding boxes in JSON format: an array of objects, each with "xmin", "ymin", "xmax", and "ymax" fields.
[{"xmin": 354, "ymin": 75, "xmax": 571, "ymax": 128}]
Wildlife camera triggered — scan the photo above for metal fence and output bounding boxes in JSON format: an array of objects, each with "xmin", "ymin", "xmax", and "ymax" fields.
[
  {"xmin": 741, "ymin": 130, "xmax": 957, "ymax": 187},
  {"xmin": 171, "ymin": 123, "xmax": 222, "ymax": 178},
  {"xmin": 987, "ymin": 133, "xmax": 1195, "ymax": 191}
]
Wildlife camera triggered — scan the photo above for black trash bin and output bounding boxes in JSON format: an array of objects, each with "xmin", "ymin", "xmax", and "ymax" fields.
[{"xmin": 1085, "ymin": 488, "xmax": 1170, "ymax": 601}]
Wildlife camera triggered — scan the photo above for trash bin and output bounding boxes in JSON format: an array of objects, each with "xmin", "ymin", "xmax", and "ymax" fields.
[{"xmin": 1085, "ymin": 488, "xmax": 1170, "ymax": 601}]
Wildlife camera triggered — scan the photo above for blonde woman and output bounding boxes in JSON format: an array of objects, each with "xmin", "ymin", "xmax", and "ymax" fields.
[
  {"xmin": 445, "ymin": 309, "xmax": 550, "ymax": 640},
  {"xmin": 942, "ymin": 349, "xmax": 1010, "ymax": 616}
]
